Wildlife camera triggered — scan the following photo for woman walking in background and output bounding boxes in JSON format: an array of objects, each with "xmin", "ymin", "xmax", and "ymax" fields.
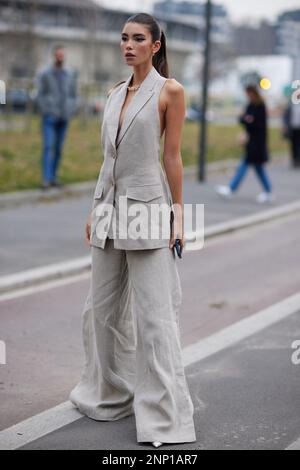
[
  {"xmin": 216, "ymin": 84, "xmax": 274, "ymax": 204},
  {"xmin": 69, "ymin": 13, "xmax": 196, "ymax": 448}
]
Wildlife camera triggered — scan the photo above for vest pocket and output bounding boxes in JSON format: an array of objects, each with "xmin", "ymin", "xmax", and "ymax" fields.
[{"xmin": 126, "ymin": 184, "xmax": 163, "ymax": 202}]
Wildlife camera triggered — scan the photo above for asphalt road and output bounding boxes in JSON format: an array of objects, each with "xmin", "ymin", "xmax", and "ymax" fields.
[{"xmin": 18, "ymin": 312, "xmax": 300, "ymax": 450}]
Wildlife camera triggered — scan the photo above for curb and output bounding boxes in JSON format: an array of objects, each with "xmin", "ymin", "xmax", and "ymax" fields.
[
  {"xmin": 185, "ymin": 198, "xmax": 300, "ymax": 247},
  {"xmin": 0, "ymin": 181, "xmax": 96, "ymax": 209},
  {"xmin": 1, "ymin": 197, "xmax": 300, "ymax": 295},
  {"xmin": 183, "ymin": 153, "xmax": 288, "ymax": 179},
  {"xmin": 0, "ymin": 257, "xmax": 91, "ymax": 295}
]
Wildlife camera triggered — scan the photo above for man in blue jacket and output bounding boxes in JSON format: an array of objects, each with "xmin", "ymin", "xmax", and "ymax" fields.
[{"xmin": 36, "ymin": 45, "xmax": 78, "ymax": 189}]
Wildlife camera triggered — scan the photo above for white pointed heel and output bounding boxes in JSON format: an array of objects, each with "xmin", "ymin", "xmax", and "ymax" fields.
[{"xmin": 152, "ymin": 441, "xmax": 163, "ymax": 448}]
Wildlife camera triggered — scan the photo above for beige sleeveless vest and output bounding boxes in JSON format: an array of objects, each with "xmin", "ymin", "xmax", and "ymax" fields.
[{"xmin": 90, "ymin": 65, "xmax": 174, "ymax": 250}]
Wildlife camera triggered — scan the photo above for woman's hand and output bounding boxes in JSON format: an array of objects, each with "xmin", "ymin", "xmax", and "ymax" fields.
[
  {"xmin": 244, "ymin": 114, "xmax": 254, "ymax": 124},
  {"xmin": 85, "ymin": 211, "xmax": 92, "ymax": 246},
  {"xmin": 169, "ymin": 204, "xmax": 184, "ymax": 252}
]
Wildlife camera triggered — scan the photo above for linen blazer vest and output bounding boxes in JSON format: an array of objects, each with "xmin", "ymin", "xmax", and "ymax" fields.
[{"xmin": 90, "ymin": 65, "xmax": 174, "ymax": 250}]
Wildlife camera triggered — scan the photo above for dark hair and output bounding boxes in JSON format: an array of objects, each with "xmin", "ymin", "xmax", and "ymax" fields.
[
  {"xmin": 245, "ymin": 85, "xmax": 264, "ymax": 105},
  {"xmin": 124, "ymin": 12, "xmax": 169, "ymax": 78},
  {"xmin": 52, "ymin": 44, "xmax": 65, "ymax": 54}
]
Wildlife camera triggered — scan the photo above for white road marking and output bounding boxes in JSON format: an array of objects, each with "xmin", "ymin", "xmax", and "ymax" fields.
[
  {"xmin": 182, "ymin": 291, "xmax": 300, "ymax": 366},
  {"xmin": 0, "ymin": 291, "xmax": 299, "ymax": 449},
  {"xmin": 286, "ymin": 436, "xmax": 300, "ymax": 450},
  {"xmin": 0, "ymin": 256, "xmax": 91, "ymax": 295},
  {"xmin": 0, "ymin": 271, "xmax": 90, "ymax": 302},
  {"xmin": 0, "ymin": 402, "xmax": 82, "ymax": 450}
]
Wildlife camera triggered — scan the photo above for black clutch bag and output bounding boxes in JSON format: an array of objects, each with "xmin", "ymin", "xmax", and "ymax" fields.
[{"xmin": 170, "ymin": 209, "xmax": 182, "ymax": 259}]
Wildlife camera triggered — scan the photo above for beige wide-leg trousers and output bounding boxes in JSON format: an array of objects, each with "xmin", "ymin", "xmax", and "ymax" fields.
[{"xmin": 69, "ymin": 238, "xmax": 196, "ymax": 444}]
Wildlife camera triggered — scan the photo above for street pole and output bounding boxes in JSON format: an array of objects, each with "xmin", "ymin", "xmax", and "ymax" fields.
[{"xmin": 198, "ymin": 0, "xmax": 212, "ymax": 182}]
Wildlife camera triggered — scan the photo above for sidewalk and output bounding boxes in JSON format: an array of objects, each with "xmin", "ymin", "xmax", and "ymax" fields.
[{"xmin": 0, "ymin": 155, "xmax": 299, "ymax": 278}]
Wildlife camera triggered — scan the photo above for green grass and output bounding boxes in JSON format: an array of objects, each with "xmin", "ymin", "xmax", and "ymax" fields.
[
  {"xmin": 0, "ymin": 116, "xmax": 289, "ymax": 193},
  {"xmin": 182, "ymin": 121, "xmax": 289, "ymax": 166}
]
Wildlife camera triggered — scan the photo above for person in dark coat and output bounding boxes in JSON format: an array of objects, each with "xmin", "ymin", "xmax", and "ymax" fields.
[
  {"xmin": 216, "ymin": 85, "xmax": 274, "ymax": 203},
  {"xmin": 282, "ymin": 95, "xmax": 300, "ymax": 168}
]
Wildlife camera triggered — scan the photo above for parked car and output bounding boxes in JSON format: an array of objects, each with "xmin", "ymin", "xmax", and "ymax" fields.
[
  {"xmin": 5, "ymin": 88, "xmax": 31, "ymax": 113},
  {"xmin": 85, "ymin": 95, "xmax": 106, "ymax": 115}
]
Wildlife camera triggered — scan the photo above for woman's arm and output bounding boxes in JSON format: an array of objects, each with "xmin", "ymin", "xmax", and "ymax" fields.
[
  {"xmin": 162, "ymin": 79, "xmax": 186, "ymax": 250},
  {"xmin": 239, "ymin": 104, "xmax": 254, "ymax": 126},
  {"xmin": 241, "ymin": 104, "xmax": 266, "ymax": 130}
]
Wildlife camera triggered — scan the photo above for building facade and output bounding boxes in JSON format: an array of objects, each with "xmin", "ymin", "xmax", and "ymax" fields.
[
  {"xmin": 0, "ymin": 0, "xmax": 201, "ymax": 86},
  {"xmin": 276, "ymin": 9, "xmax": 300, "ymax": 80}
]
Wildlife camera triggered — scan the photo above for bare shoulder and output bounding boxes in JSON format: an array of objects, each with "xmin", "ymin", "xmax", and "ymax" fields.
[
  {"xmin": 161, "ymin": 78, "xmax": 185, "ymax": 108},
  {"xmin": 107, "ymin": 80, "xmax": 126, "ymax": 97},
  {"xmin": 164, "ymin": 78, "xmax": 184, "ymax": 97}
]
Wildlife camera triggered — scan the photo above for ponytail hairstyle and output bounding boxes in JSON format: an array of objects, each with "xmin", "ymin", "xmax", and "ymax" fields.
[{"xmin": 124, "ymin": 12, "xmax": 169, "ymax": 78}]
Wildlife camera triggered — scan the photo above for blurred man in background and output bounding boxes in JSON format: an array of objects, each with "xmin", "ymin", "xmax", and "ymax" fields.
[{"xmin": 36, "ymin": 45, "xmax": 78, "ymax": 189}]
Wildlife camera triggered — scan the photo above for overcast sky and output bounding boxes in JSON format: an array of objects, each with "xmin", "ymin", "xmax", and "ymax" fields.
[{"xmin": 97, "ymin": 0, "xmax": 300, "ymax": 24}]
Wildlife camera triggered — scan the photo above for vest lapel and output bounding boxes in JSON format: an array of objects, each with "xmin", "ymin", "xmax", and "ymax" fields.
[{"xmin": 107, "ymin": 66, "xmax": 159, "ymax": 150}]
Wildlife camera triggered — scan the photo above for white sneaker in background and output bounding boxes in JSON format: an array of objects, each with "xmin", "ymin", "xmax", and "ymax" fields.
[
  {"xmin": 215, "ymin": 185, "xmax": 233, "ymax": 198},
  {"xmin": 256, "ymin": 192, "xmax": 275, "ymax": 204}
]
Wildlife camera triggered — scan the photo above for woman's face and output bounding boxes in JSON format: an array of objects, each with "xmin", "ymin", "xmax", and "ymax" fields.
[
  {"xmin": 120, "ymin": 22, "xmax": 161, "ymax": 66},
  {"xmin": 245, "ymin": 89, "xmax": 255, "ymax": 103}
]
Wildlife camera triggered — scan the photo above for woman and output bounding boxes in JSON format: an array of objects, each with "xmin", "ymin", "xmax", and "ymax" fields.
[
  {"xmin": 69, "ymin": 13, "xmax": 196, "ymax": 448},
  {"xmin": 216, "ymin": 85, "xmax": 274, "ymax": 203}
]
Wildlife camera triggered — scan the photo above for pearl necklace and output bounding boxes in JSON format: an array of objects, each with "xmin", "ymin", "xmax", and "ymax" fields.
[{"xmin": 127, "ymin": 84, "xmax": 140, "ymax": 91}]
